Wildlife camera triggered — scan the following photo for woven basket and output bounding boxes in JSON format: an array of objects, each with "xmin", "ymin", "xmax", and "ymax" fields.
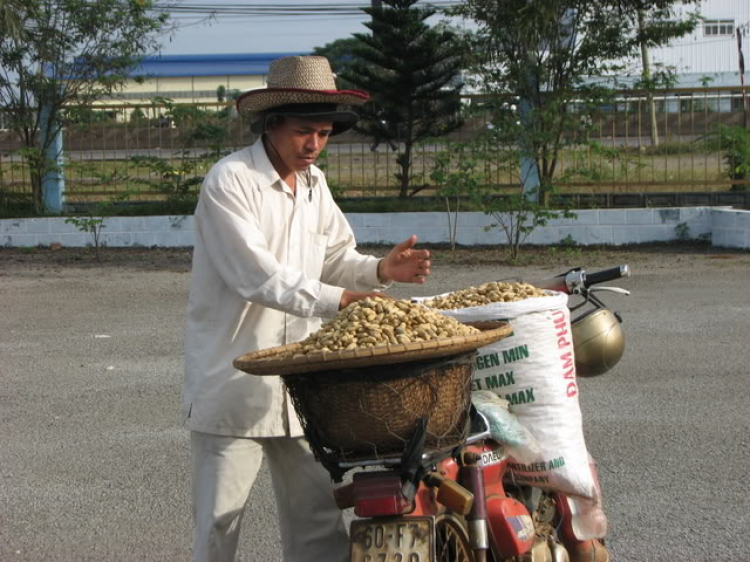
[
  {"xmin": 284, "ymin": 353, "xmax": 476, "ymax": 465},
  {"xmin": 233, "ymin": 321, "xmax": 512, "ymax": 474}
]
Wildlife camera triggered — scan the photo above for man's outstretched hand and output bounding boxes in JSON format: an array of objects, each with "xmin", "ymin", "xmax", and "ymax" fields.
[
  {"xmin": 377, "ymin": 235, "xmax": 431, "ymax": 285},
  {"xmin": 338, "ymin": 236, "xmax": 429, "ymax": 310}
]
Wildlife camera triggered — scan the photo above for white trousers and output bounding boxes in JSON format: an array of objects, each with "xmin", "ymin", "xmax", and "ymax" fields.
[{"xmin": 191, "ymin": 431, "xmax": 349, "ymax": 562}]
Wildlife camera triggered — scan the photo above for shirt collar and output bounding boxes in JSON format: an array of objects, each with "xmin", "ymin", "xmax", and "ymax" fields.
[
  {"xmin": 249, "ymin": 136, "xmax": 322, "ymax": 193},
  {"xmin": 249, "ymin": 137, "xmax": 283, "ymax": 190}
]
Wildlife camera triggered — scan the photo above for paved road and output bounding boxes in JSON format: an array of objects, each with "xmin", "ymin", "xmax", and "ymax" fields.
[{"xmin": 1, "ymin": 251, "xmax": 749, "ymax": 561}]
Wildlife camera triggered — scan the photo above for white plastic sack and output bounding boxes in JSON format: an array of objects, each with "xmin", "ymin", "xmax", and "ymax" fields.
[
  {"xmin": 418, "ymin": 291, "xmax": 596, "ymax": 499},
  {"xmin": 471, "ymin": 390, "xmax": 541, "ymax": 464}
]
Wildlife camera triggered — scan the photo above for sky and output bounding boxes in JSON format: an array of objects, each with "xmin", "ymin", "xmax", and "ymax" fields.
[{"xmin": 154, "ymin": 1, "xmax": 463, "ymax": 56}]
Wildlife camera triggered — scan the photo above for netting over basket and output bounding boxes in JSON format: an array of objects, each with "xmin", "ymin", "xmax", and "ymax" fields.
[{"xmin": 283, "ymin": 353, "xmax": 475, "ymax": 476}]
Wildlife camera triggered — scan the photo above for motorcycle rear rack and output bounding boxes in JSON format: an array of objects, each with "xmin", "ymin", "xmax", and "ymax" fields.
[{"xmin": 336, "ymin": 411, "xmax": 492, "ymax": 470}]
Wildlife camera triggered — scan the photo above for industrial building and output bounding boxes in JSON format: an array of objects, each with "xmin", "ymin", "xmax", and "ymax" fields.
[
  {"xmin": 97, "ymin": 52, "xmax": 303, "ymax": 108},
  {"xmin": 101, "ymin": 1, "xmax": 749, "ymax": 104},
  {"xmin": 624, "ymin": 0, "xmax": 749, "ymax": 88}
]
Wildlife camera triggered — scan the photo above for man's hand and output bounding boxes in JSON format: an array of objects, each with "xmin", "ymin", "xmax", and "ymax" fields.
[
  {"xmin": 378, "ymin": 235, "xmax": 431, "ymax": 285},
  {"xmin": 339, "ymin": 290, "xmax": 393, "ymax": 310}
]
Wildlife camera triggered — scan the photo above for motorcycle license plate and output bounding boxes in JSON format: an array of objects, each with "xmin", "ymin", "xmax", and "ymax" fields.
[{"xmin": 350, "ymin": 517, "xmax": 434, "ymax": 562}]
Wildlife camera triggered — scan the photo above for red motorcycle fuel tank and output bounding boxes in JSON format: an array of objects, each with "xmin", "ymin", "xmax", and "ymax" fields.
[
  {"xmin": 468, "ymin": 443, "xmax": 535, "ymax": 557},
  {"xmin": 486, "ymin": 495, "xmax": 536, "ymax": 557}
]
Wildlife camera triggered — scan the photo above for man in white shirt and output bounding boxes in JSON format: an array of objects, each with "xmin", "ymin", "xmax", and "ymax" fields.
[{"xmin": 183, "ymin": 56, "xmax": 432, "ymax": 562}]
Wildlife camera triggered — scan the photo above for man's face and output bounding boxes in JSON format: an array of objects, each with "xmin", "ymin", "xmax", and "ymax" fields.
[{"xmin": 265, "ymin": 116, "xmax": 334, "ymax": 174}]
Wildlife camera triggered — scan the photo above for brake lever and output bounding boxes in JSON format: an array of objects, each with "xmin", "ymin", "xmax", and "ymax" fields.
[{"xmin": 588, "ymin": 287, "xmax": 631, "ymax": 296}]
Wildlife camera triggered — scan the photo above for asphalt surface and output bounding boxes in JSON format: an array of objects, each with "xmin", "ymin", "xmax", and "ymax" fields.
[{"xmin": 1, "ymin": 250, "xmax": 749, "ymax": 562}]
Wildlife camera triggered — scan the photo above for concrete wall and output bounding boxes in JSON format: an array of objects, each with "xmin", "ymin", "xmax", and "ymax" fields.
[
  {"xmin": 710, "ymin": 208, "xmax": 750, "ymax": 249},
  {"xmin": 1, "ymin": 207, "xmax": 748, "ymax": 251}
]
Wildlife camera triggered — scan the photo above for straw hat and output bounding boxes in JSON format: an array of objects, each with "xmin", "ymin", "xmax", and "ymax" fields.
[{"xmin": 236, "ymin": 55, "xmax": 369, "ymax": 135}]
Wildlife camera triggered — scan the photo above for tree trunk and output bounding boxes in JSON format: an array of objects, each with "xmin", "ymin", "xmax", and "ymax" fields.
[
  {"xmin": 31, "ymin": 170, "xmax": 44, "ymax": 214},
  {"xmin": 398, "ymin": 142, "xmax": 412, "ymax": 198},
  {"xmin": 18, "ymin": 128, "xmax": 45, "ymax": 213},
  {"xmin": 638, "ymin": 9, "xmax": 660, "ymax": 148}
]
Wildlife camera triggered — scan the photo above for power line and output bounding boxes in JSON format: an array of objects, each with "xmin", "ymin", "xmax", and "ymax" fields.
[
  {"xmin": 155, "ymin": 1, "xmax": 464, "ymax": 34},
  {"xmin": 153, "ymin": 1, "xmax": 461, "ymax": 17}
]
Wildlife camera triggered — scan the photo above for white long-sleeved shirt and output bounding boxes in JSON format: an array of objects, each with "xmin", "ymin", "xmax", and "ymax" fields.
[{"xmin": 183, "ymin": 138, "xmax": 387, "ymax": 437}]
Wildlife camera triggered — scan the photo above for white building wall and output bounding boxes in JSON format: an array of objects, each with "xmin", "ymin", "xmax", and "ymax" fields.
[{"xmin": 646, "ymin": 0, "xmax": 750, "ymax": 76}]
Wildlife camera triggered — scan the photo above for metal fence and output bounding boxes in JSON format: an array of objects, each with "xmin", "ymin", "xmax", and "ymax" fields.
[{"xmin": 1, "ymin": 86, "xmax": 749, "ymax": 209}]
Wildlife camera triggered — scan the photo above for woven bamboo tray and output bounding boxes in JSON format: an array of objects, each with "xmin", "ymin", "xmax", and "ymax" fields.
[{"xmin": 233, "ymin": 321, "xmax": 512, "ymax": 376}]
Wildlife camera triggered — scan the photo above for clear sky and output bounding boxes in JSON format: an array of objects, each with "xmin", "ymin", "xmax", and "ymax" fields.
[
  {"xmin": 157, "ymin": 1, "xmax": 381, "ymax": 55},
  {"xmin": 154, "ymin": 1, "xmax": 462, "ymax": 56}
]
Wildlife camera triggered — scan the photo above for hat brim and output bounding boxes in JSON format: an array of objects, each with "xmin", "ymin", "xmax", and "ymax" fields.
[
  {"xmin": 237, "ymin": 88, "xmax": 368, "ymax": 118},
  {"xmin": 251, "ymin": 109, "xmax": 359, "ymax": 136}
]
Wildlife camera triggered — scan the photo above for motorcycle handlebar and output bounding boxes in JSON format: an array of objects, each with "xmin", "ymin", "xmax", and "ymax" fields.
[
  {"xmin": 532, "ymin": 265, "xmax": 630, "ymax": 294},
  {"xmin": 584, "ymin": 265, "xmax": 630, "ymax": 287}
]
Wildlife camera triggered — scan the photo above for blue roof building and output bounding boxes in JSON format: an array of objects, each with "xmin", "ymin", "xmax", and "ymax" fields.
[
  {"xmin": 102, "ymin": 52, "xmax": 308, "ymax": 104},
  {"xmin": 130, "ymin": 52, "xmax": 307, "ymax": 79}
]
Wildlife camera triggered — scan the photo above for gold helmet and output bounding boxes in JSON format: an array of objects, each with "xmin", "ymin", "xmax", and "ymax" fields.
[{"xmin": 572, "ymin": 308, "xmax": 625, "ymax": 377}]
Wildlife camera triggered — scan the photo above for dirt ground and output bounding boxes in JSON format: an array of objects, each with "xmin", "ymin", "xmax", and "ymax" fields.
[{"xmin": 1, "ymin": 240, "xmax": 748, "ymax": 275}]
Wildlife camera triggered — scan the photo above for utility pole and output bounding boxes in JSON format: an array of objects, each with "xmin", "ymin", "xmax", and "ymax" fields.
[
  {"xmin": 518, "ymin": 7, "xmax": 576, "ymax": 204},
  {"xmin": 39, "ymin": 81, "xmax": 65, "ymax": 214},
  {"xmin": 738, "ymin": 27, "xmax": 747, "ymax": 129}
]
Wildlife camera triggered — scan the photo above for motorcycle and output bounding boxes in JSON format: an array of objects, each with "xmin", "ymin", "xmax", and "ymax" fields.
[
  {"xmin": 335, "ymin": 265, "xmax": 630, "ymax": 562},
  {"xmin": 235, "ymin": 264, "xmax": 631, "ymax": 562}
]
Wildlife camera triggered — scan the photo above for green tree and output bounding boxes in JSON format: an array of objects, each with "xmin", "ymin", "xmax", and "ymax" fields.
[
  {"xmin": 431, "ymin": 132, "xmax": 577, "ymax": 260},
  {"xmin": 430, "ymin": 141, "xmax": 484, "ymax": 251},
  {"xmin": 453, "ymin": 0, "xmax": 699, "ymax": 202},
  {"xmin": 312, "ymin": 38, "xmax": 362, "ymax": 79},
  {"xmin": 340, "ymin": 0, "xmax": 466, "ymax": 198},
  {"xmin": 0, "ymin": 0, "xmax": 24, "ymax": 41},
  {"xmin": 631, "ymin": 2, "xmax": 697, "ymax": 147},
  {"xmin": 0, "ymin": 0, "xmax": 169, "ymax": 213},
  {"xmin": 705, "ymin": 124, "xmax": 750, "ymax": 190}
]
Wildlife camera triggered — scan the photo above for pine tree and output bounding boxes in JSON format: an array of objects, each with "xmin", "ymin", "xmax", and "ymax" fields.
[{"xmin": 340, "ymin": 0, "xmax": 465, "ymax": 198}]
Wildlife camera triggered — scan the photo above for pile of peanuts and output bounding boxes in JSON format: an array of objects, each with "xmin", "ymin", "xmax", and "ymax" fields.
[
  {"xmin": 283, "ymin": 296, "xmax": 480, "ymax": 357},
  {"xmin": 424, "ymin": 281, "xmax": 549, "ymax": 310}
]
